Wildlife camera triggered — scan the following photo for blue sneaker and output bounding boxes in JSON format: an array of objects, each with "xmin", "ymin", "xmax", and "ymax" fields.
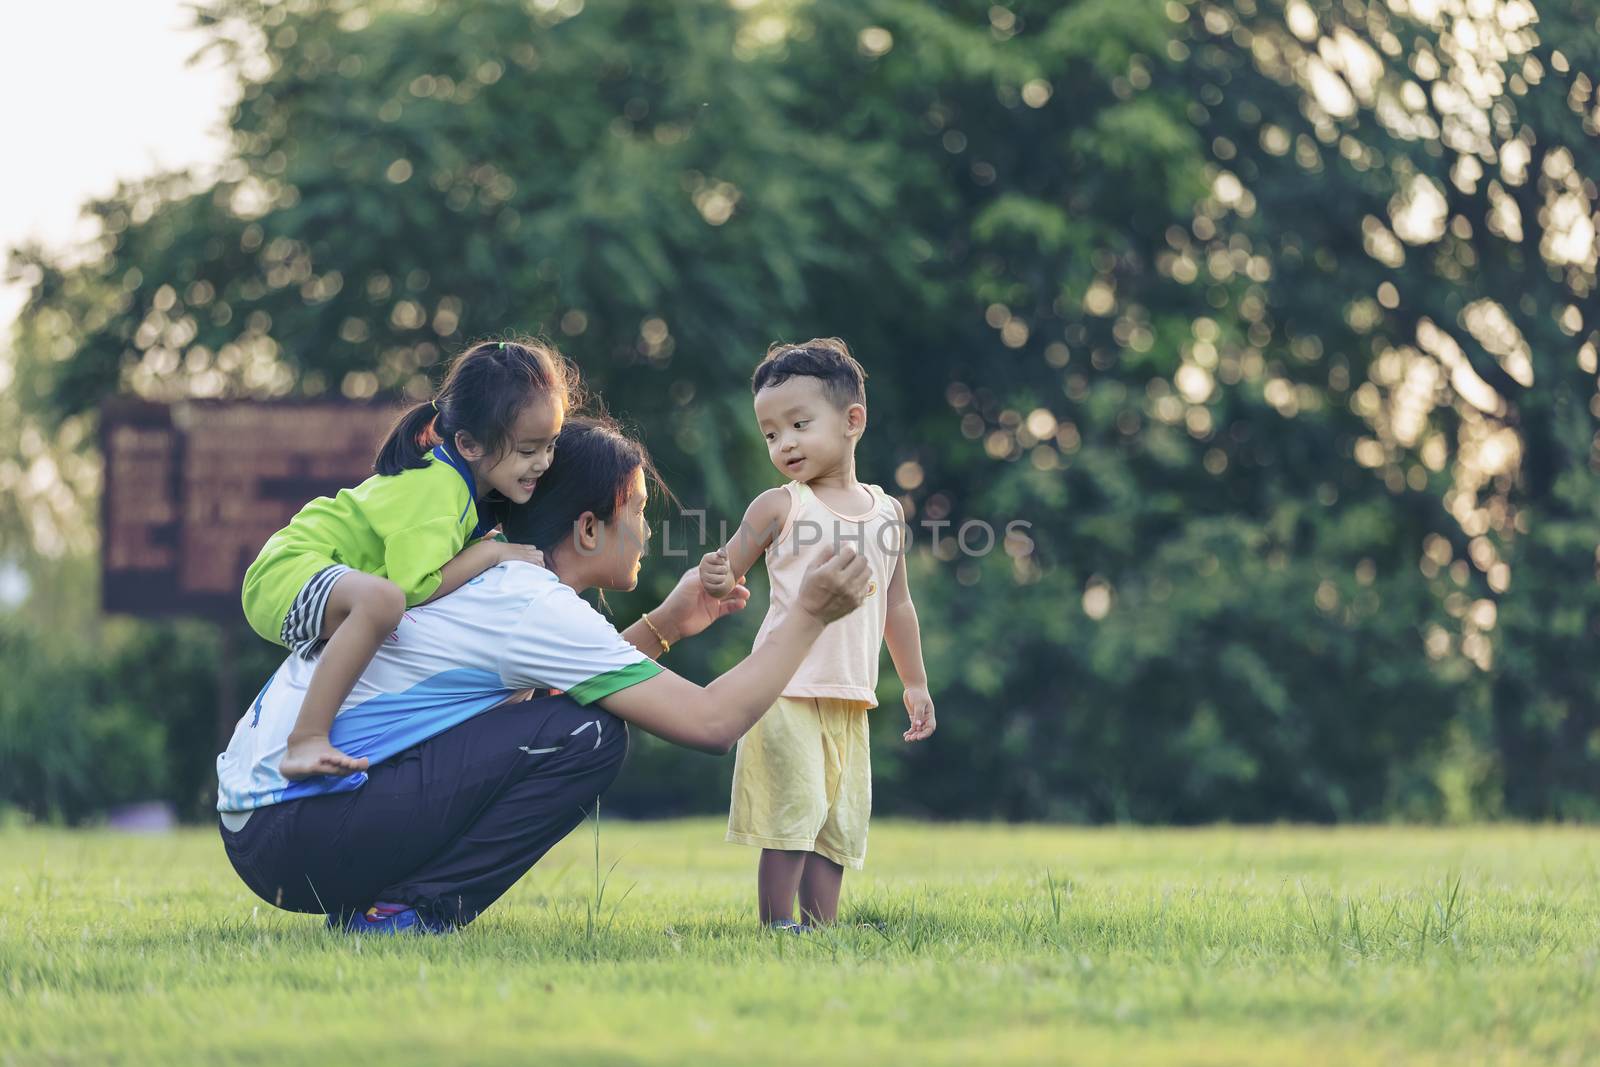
[
  {"xmin": 327, "ymin": 902, "xmax": 453, "ymax": 935},
  {"xmin": 766, "ymin": 919, "xmax": 813, "ymax": 934}
]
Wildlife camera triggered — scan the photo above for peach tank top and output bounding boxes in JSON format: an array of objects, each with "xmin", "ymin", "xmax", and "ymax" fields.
[{"xmin": 751, "ymin": 480, "xmax": 903, "ymax": 707}]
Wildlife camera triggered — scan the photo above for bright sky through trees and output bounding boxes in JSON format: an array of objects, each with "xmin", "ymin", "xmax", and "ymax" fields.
[{"xmin": 0, "ymin": 0, "xmax": 231, "ymax": 327}]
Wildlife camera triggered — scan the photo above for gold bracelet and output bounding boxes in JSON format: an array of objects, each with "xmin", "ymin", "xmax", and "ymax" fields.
[{"xmin": 640, "ymin": 611, "xmax": 671, "ymax": 656}]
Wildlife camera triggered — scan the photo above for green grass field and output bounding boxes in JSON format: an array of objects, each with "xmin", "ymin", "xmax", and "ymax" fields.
[{"xmin": 3, "ymin": 819, "xmax": 1598, "ymax": 1065}]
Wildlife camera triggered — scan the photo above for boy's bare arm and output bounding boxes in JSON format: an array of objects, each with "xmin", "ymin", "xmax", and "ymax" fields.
[
  {"xmin": 699, "ymin": 487, "xmax": 790, "ymax": 599},
  {"xmin": 883, "ymin": 501, "xmax": 935, "ymax": 741}
]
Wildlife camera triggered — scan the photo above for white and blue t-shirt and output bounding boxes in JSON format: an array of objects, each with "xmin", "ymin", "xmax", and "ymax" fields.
[{"xmin": 216, "ymin": 561, "xmax": 661, "ymax": 812}]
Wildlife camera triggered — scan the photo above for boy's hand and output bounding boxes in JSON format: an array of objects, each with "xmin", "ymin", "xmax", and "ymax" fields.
[
  {"xmin": 902, "ymin": 685, "xmax": 936, "ymax": 742},
  {"xmin": 699, "ymin": 547, "xmax": 737, "ymax": 599}
]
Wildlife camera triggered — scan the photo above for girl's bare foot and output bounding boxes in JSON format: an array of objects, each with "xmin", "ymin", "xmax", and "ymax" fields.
[{"xmin": 280, "ymin": 735, "xmax": 369, "ymax": 779}]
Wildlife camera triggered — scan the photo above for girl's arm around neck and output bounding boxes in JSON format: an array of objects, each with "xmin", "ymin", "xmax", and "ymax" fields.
[
  {"xmin": 420, "ymin": 540, "xmax": 543, "ymax": 604},
  {"xmin": 420, "ymin": 541, "xmax": 502, "ymax": 604}
]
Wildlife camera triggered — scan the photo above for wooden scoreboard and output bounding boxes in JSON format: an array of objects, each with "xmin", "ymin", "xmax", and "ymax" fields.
[
  {"xmin": 100, "ymin": 399, "xmax": 402, "ymax": 620},
  {"xmin": 100, "ymin": 398, "xmax": 403, "ymax": 750}
]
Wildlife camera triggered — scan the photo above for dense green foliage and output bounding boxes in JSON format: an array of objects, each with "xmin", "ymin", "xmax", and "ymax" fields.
[
  {"xmin": 3, "ymin": 0, "xmax": 1597, "ymax": 822},
  {"xmin": 4, "ymin": 822, "xmax": 1599, "ymax": 1063}
]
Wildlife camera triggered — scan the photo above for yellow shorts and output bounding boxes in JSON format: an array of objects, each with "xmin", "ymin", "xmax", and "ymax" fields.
[{"xmin": 726, "ymin": 695, "xmax": 872, "ymax": 870}]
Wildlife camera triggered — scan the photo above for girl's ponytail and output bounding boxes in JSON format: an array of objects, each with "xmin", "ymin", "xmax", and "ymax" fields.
[{"xmin": 374, "ymin": 401, "xmax": 441, "ymax": 475}]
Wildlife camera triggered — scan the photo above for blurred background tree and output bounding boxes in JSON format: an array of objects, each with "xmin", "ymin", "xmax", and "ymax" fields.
[{"xmin": 2, "ymin": 0, "xmax": 1595, "ymax": 823}]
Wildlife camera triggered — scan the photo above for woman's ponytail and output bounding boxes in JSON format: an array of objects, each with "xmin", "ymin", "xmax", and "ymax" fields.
[{"xmin": 373, "ymin": 401, "xmax": 441, "ymax": 475}]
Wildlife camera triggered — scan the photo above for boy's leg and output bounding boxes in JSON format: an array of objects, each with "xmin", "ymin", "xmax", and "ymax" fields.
[
  {"xmin": 797, "ymin": 853, "xmax": 844, "ymax": 925},
  {"xmin": 281, "ymin": 572, "xmax": 406, "ymax": 779},
  {"xmin": 726, "ymin": 697, "xmax": 829, "ymax": 925},
  {"xmin": 757, "ymin": 850, "xmax": 810, "ymax": 925},
  {"xmin": 807, "ymin": 699, "xmax": 871, "ymax": 923}
]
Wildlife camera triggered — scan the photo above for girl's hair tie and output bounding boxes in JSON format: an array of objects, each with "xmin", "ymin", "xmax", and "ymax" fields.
[{"xmin": 415, "ymin": 416, "xmax": 444, "ymax": 449}]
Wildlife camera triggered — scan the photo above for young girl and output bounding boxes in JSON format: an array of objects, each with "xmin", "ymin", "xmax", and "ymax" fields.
[{"xmin": 240, "ymin": 338, "xmax": 574, "ymax": 779}]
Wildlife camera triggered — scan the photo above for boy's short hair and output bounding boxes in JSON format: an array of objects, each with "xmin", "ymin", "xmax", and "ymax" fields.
[{"xmin": 751, "ymin": 337, "xmax": 868, "ymax": 410}]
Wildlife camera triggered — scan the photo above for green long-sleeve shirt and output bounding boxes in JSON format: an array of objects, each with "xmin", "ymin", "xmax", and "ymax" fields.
[{"xmin": 241, "ymin": 446, "xmax": 491, "ymax": 647}]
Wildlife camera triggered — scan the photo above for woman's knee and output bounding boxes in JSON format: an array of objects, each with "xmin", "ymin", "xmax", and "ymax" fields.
[
  {"xmin": 593, "ymin": 711, "xmax": 629, "ymax": 773},
  {"xmin": 538, "ymin": 698, "xmax": 628, "ymax": 778},
  {"xmin": 570, "ymin": 712, "xmax": 628, "ymax": 799}
]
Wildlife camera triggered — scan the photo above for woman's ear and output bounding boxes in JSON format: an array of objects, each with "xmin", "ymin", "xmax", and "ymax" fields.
[
  {"xmin": 845, "ymin": 403, "xmax": 868, "ymax": 438},
  {"xmin": 573, "ymin": 511, "xmax": 601, "ymax": 556},
  {"xmin": 454, "ymin": 429, "xmax": 486, "ymax": 461}
]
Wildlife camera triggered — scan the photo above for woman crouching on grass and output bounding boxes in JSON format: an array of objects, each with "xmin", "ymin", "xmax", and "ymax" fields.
[{"xmin": 217, "ymin": 415, "xmax": 872, "ymax": 933}]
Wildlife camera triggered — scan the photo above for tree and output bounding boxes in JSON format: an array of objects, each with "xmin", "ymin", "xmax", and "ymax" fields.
[
  {"xmin": 7, "ymin": 0, "xmax": 1593, "ymax": 821},
  {"xmin": 1183, "ymin": 0, "xmax": 1600, "ymax": 814}
]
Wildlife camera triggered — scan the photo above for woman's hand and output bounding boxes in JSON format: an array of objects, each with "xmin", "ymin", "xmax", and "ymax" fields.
[
  {"xmin": 657, "ymin": 566, "xmax": 751, "ymax": 642},
  {"xmin": 798, "ymin": 546, "xmax": 871, "ymax": 624}
]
